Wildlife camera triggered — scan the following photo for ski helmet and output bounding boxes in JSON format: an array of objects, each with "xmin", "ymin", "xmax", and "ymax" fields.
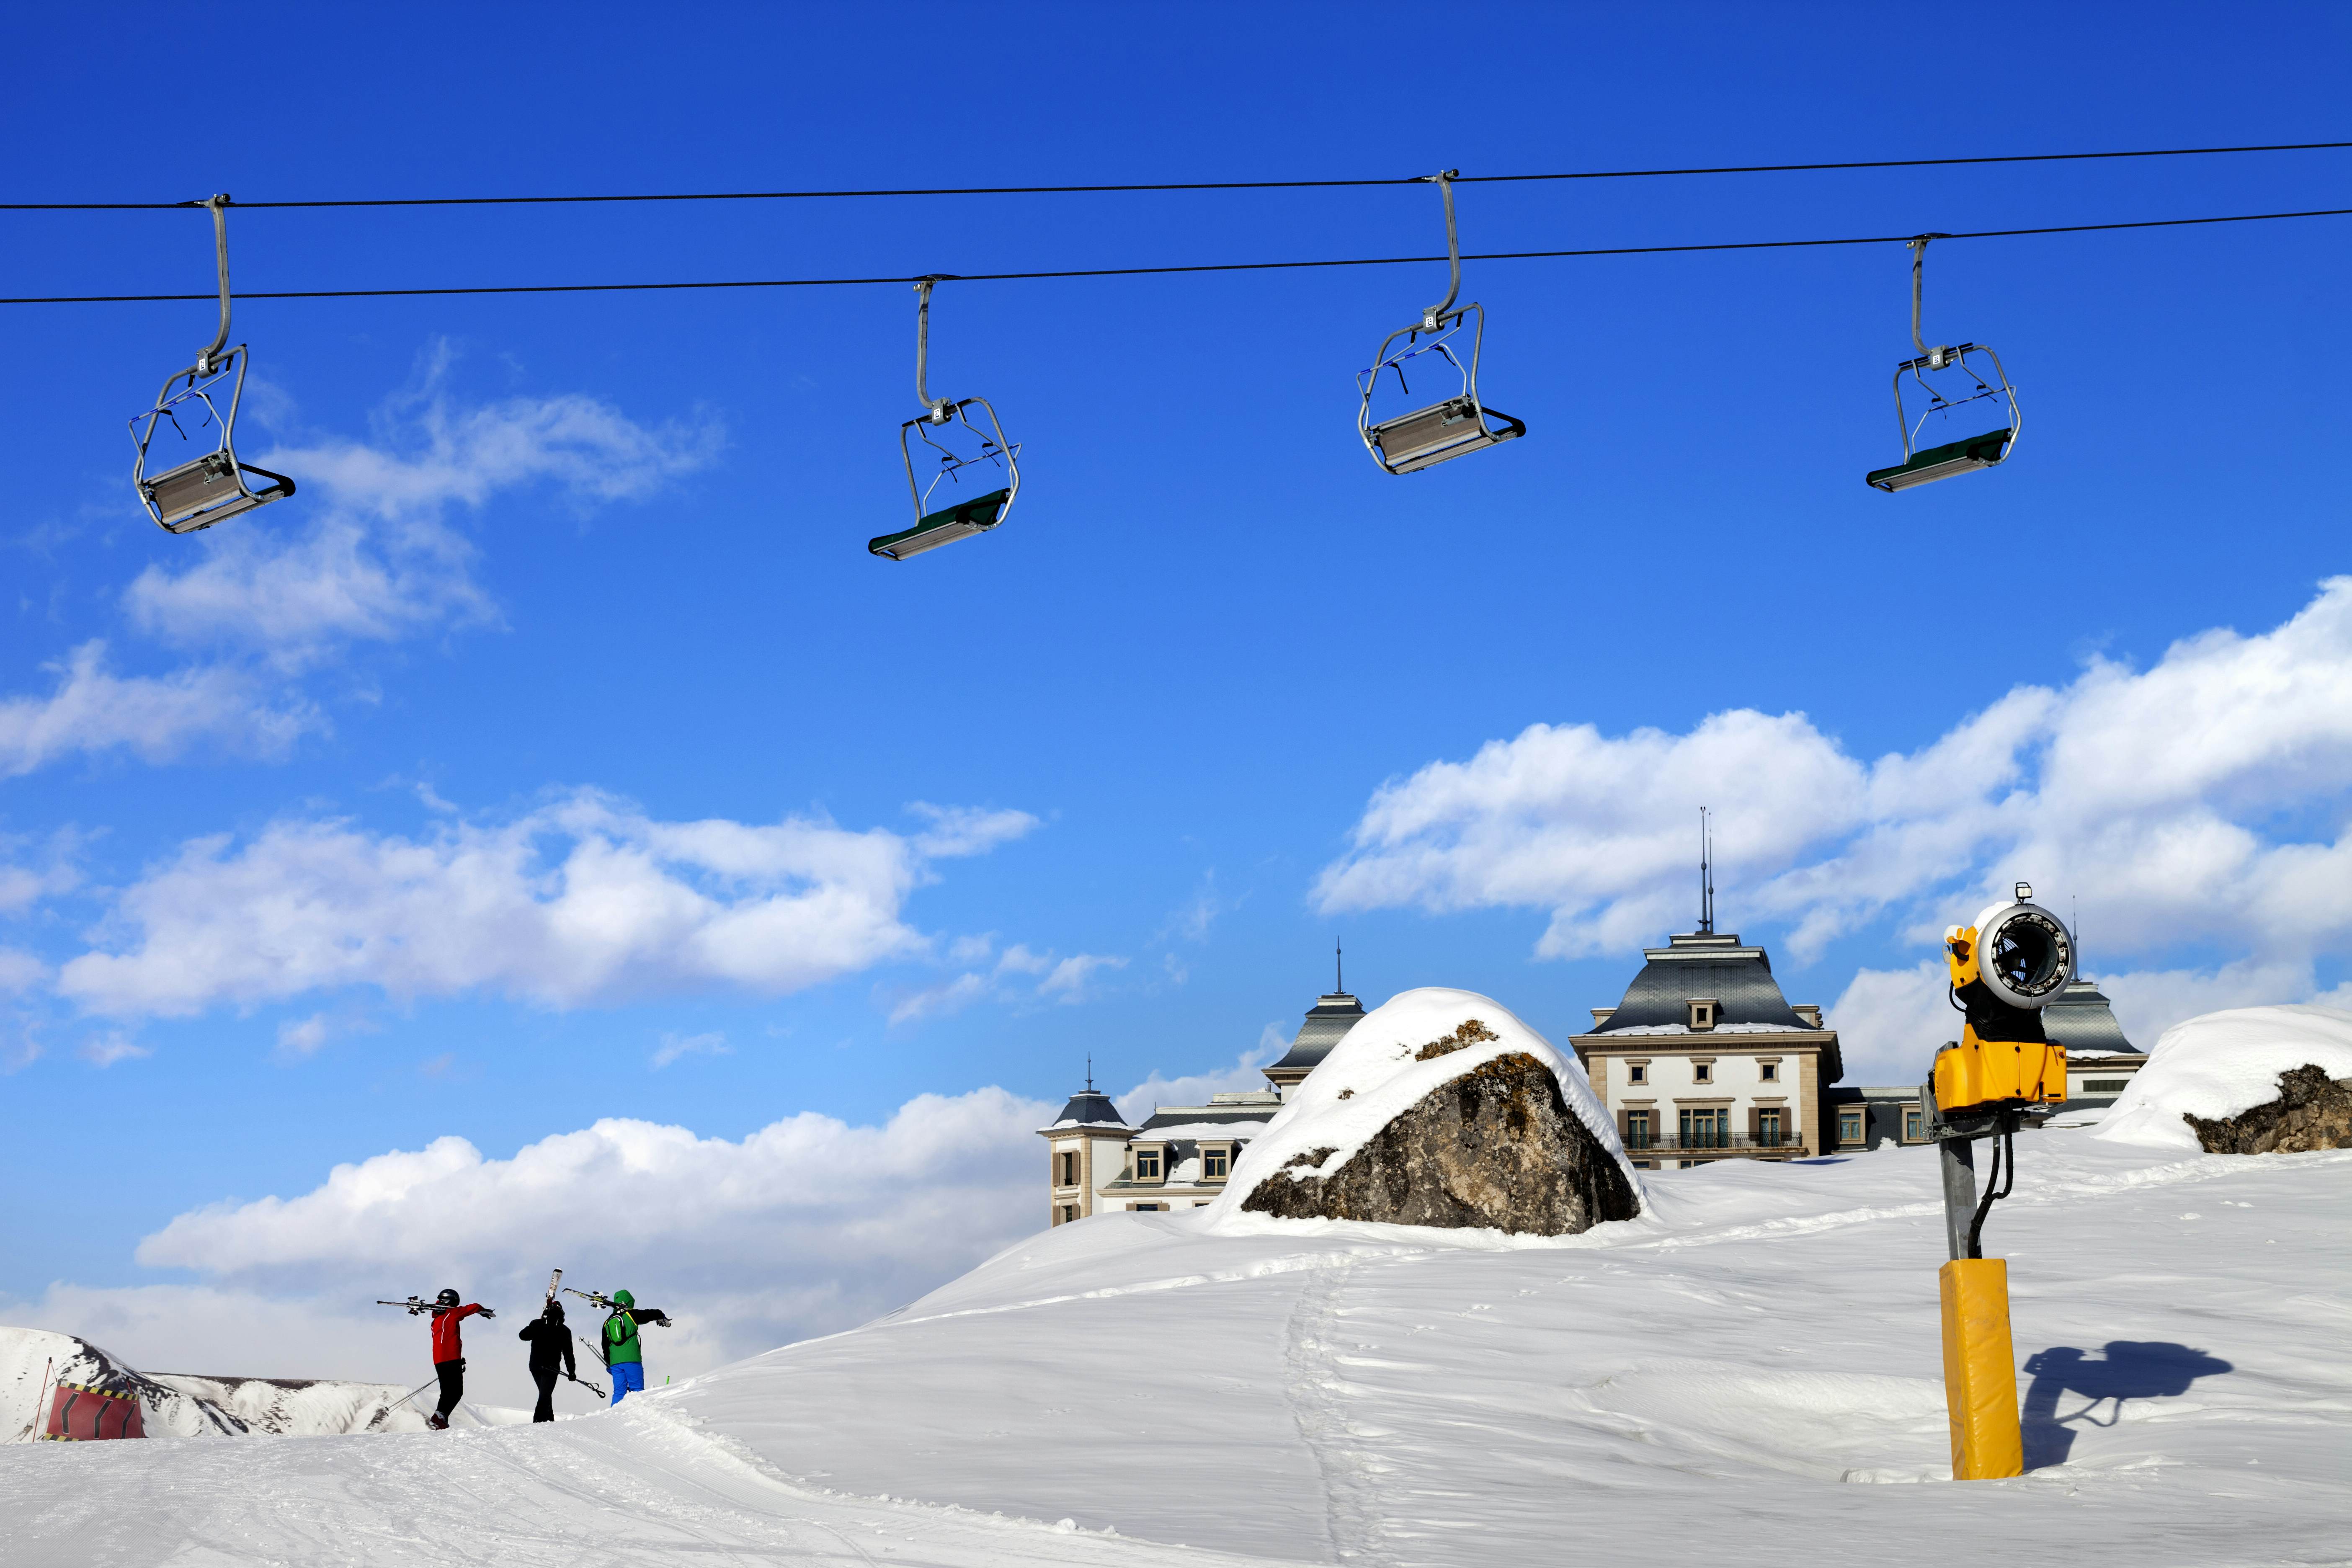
[
  {"xmin": 436, "ymin": 1288, "xmax": 460, "ymax": 1307},
  {"xmin": 611, "ymin": 1289, "xmax": 635, "ymax": 1308},
  {"xmin": 544, "ymin": 1299, "xmax": 565, "ymax": 1323}
]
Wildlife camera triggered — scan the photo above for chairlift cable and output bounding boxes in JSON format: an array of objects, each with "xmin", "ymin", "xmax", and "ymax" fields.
[
  {"xmin": 6, "ymin": 203, "xmax": 2348, "ymax": 307},
  {"xmin": 2, "ymin": 139, "xmax": 2347, "ymax": 209}
]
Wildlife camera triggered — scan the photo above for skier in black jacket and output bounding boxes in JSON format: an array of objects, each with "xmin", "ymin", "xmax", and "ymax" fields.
[{"xmin": 517, "ymin": 1299, "xmax": 577, "ymax": 1422}]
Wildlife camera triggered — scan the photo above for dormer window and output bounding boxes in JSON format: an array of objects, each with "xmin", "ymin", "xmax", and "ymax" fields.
[
  {"xmin": 1759, "ymin": 1061, "xmax": 1779, "ymax": 1082},
  {"xmin": 1627, "ymin": 1063, "xmax": 1647, "ymax": 1085},
  {"xmin": 1202, "ymin": 1146, "xmax": 1230, "ymax": 1180},
  {"xmin": 1688, "ymin": 998, "xmax": 1718, "ymax": 1031},
  {"xmin": 1693, "ymin": 1060, "xmax": 1714, "ymax": 1084},
  {"xmin": 1134, "ymin": 1146, "xmax": 1163, "ymax": 1181}
]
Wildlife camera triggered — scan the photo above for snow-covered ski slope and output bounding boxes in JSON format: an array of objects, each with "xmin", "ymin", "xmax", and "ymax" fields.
[{"xmin": 5, "ymin": 1130, "xmax": 2345, "ymax": 1567}]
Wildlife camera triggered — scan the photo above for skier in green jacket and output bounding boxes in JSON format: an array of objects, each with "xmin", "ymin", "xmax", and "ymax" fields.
[{"xmin": 600, "ymin": 1289, "xmax": 671, "ymax": 1404}]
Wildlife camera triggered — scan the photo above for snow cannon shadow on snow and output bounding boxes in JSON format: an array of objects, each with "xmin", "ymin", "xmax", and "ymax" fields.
[
  {"xmin": 2020, "ymin": 1342, "xmax": 2235, "ymax": 1469},
  {"xmin": 1215, "ymin": 988, "xmax": 1641, "ymax": 1236}
]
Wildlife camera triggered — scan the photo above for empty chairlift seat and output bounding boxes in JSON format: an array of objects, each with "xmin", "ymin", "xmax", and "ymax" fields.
[
  {"xmin": 868, "ymin": 485, "xmax": 1013, "ymax": 560},
  {"xmin": 1365, "ymin": 395, "xmax": 1526, "ymax": 475},
  {"xmin": 1866, "ymin": 427, "xmax": 2014, "ymax": 493}
]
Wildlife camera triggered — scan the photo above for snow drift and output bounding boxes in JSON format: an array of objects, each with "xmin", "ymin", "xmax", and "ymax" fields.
[
  {"xmin": 1207, "ymin": 986, "xmax": 1640, "ymax": 1231},
  {"xmin": 2096, "ymin": 1004, "xmax": 2352, "ymax": 1150}
]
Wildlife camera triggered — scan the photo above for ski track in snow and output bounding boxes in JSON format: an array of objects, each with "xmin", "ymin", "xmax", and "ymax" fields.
[{"xmin": 5, "ymin": 1130, "xmax": 2350, "ymax": 1566}]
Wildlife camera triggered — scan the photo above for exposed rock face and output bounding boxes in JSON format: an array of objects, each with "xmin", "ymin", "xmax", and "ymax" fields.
[
  {"xmin": 2183, "ymin": 1064, "xmax": 2352, "ymax": 1154},
  {"xmin": 1241, "ymin": 1050, "xmax": 1639, "ymax": 1235}
]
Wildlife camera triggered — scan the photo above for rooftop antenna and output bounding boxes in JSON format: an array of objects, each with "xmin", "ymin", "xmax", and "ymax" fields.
[
  {"xmin": 1698, "ymin": 807, "xmax": 1715, "ymax": 935},
  {"xmin": 1335, "ymin": 937, "xmax": 1344, "ymax": 995},
  {"xmin": 1085, "ymin": 1052, "xmax": 1093, "ymax": 1093}
]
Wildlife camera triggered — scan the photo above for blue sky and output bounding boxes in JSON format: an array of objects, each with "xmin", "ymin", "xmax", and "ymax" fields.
[{"xmin": 3, "ymin": 3, "xmax": 2348, "ymax": 1389}]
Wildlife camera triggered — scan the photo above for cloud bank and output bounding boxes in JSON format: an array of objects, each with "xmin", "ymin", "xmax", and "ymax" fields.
[
  {"xmin": 59, "ymin": 793, "xmax": 1038, "ymax": 1018},
  {"xmin": 1318, "ymin": 578, "xmax": 2352, "ymax": 976}
]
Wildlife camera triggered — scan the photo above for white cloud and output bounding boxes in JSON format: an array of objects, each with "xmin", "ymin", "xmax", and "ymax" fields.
[
  {"xmin": 1111, "ymin": 1025, "xmax": 1286, "ymax": 1123},
  {"xmin": 57, "ymin": 791, "xmax": 1037, "ymax": 1019},
  {"xmin": 276, "ymin": 1013, "xmax": 333, "ymax": 1059},
  {"xmin": 1036, "ymin": 952, "xmax": 1128, "ymax": 1001},
  {"xmin": 121, "ymin": 1087, "xmax": 1050, "ymax": 1400},
  {"xmin": 650, "ymin": 1029, "xmax": 731, "ymax": 1069},
  {"xmin": 124, "ymin": 351, "xmax": 721, "ymax": 668},
  {"xmin": 77, "ymin": 1032, "xmax": 152, "ymax": 1068},
  {"xmin": 0, "ymin": 642, "xmax": 313, "ymax": 778},
  {"xmin": 0, "ymin": 949, "xmax": 48, "ymax": 994},
  {"xmin": 882, "ymin": 940, "xmax": 1127, "ymax": 1024},
  {"xmin": 1318, "ymin": 578, "xmax": 2352, "ymax": 973}
]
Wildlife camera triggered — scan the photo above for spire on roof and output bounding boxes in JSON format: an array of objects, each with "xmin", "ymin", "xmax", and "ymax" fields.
[
  {"xmin": 1335, "ymin": 937, "xmax": 1344, "ymax": 996},
  {"xmin": 1698, "ymin": 806, "xmax": 1715, "ymax": 935}
]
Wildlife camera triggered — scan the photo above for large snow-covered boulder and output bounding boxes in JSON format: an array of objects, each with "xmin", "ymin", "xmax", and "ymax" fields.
[
  {"xmin": 1211, "ymin": 988, "xmax": 1641, "ymax": 1235},
  {"xmin": 2096, "ymin": 1005, "xmax": 2352, "ymax": 1153}
]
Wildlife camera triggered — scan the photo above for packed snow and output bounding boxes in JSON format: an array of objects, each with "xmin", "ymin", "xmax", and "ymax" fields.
[
  {"xmin": 8, "ymin": 1117, "xmax": 2346, "ymax": 1566},
  {"xmin": 2097, "ymin": 1003, "xmax": 2352, "ymax": 1150},
  {"xmin": 1210, "ymin": 987, "xmax": 1637, "ymax": 1215}
]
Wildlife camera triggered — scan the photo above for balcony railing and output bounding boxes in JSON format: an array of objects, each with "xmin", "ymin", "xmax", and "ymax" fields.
[{"xmin": 1623, "ymin": 1132, "xmax": 1802, "ymax": 1153}]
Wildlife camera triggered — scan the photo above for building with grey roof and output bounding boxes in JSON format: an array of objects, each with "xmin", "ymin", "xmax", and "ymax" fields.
[
  {"xmin": 1571, "ymin": 930, "xmax": 1844, "ymax": 1166},
  {"xmin": 1039, "ymin": 983, "xmax": 1365, "ymax": 1225}
]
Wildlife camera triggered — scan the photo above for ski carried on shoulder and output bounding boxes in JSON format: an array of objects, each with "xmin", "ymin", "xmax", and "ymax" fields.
[{"xmin": 374, "ymin": 1295, "xmax": 433, "ymax": 1316}]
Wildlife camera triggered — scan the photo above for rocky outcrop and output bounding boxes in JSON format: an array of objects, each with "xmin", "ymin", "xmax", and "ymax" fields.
[
  {"xmin": 2183, "ymin": 1064, "xmax": 2352, "ymax": 1154},
  {"xmin": 1240, "ymin": 1048, "xmax": 1639, "ymax": 1235}
]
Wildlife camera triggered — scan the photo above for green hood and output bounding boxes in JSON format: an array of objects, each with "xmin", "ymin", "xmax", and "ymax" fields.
[{"xmin": 611, "ymin": 1289, "xmax": 635, "ymax": 1308}]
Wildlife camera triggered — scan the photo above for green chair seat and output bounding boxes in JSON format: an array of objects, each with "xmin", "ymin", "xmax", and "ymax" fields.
[
  {"xmin": 1866, "ymin": 429, "xmax": 2012, "ymax": 493},
  {"xmin": 868, "ymin": 487, "xmax": 1011, "ymax": 560}
]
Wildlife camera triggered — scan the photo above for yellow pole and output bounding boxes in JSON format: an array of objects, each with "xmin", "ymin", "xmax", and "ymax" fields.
[{"xmin": 1938, "ymin": 1258, "xmax": 2023, "ymax": 1478}]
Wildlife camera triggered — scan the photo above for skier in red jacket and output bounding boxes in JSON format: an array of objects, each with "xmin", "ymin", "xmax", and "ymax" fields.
[{"xmin": 426, "ymin": 1288, "xmax": 495, "ymax": 1429}]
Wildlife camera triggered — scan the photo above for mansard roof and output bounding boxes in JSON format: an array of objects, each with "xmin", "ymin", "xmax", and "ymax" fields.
[
  {"xmin": 1044, "ymin": 1089, "xmax": 1134, "ymax": 1132},
  {"xmin": 1586, "ymin": 932, "xmax": 1814, "ymax": 1034},
  {"xmin": 1264, "ymin": 992, "xmax": 1367, "ymax": 1076},
  {"xmin": 2043, "ymin": 979, "xmax": 2139, "ymax": 1055}
]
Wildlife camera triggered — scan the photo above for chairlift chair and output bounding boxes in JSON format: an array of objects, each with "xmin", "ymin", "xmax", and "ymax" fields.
[
  {"xmin": 1357, "ymin": 171, "xmax": 1525, "ymax": 475},
  {"xmin": 869, "ymin": 278, "xmax": 1019, "ymax": 560},
  {"xmin": 129, "ymin": 196, "xmax": 295, "ymax": 533},
  {"xmin": 1865, "ymin": 235, "xmax": 2020, "ymax": 493}
]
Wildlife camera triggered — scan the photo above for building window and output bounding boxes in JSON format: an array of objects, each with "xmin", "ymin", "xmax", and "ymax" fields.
[
  {"xmin": 2082, "ymin": 1079, "xmax": 2132, "ymax": 1093},
  {"xmin": 1693, "ymin": 1062, "xmax": 1713, "ymax": 1083},
  {"xmin": 1680, "ymin": 1107, "xmax": 1728, "ymax": 1149},
  {"xmin": 1688, "ymin": 999, "xmax": 1717, "ymax": 1031},
  {"xmin": 1903, "ymin": 1108, "xmax": 1925, "ymax": 1142},
  {"xmin": 1757, "ymin": 1108, "xmax": 1783, "ymax": 1147},
  {"xmin": 1627, "ymin": 1063, "xmax": 1647, "ymax": 1085},
  {"xmin": 1202, "ymin": 1148, "xmax": 1229, "ymax": 1179},
  {"xmin": 1759, "ymin": 1062, "xmax": 1779, "ymax": 1082},
  {"xmin": 1057, "ymin": 1204, "xmax": 1078, "ymax": 1224},
  {"xmin": 1839, "ymin": 1110, "xmax": 1865, "ymax": 1146},
  {"xmin": 1626, "ymin": 1109, "xmax": 1653, "ymax": 1149},
  {"xmin": 1130, "ymin": 1202, "xmax": 1164, "ymax": 1211},
  {"xmin": 1135, "ymin": 1148, "xmax": 1162, "ymax": 1180},
  {"xmin": 1055, "ymin": 1150, "xmax": 1078, "ymax": 1186}
]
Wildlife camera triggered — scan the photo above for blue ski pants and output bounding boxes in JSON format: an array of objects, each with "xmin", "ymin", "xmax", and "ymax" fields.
[{"xmin": 609, "ymin": 1361, "xmax": 645, "ymax": 1405}]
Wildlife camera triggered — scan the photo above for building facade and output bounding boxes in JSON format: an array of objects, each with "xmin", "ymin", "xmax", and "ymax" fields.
[
  {"xmin": 1040, "ymin": 990, "xmax": 1364, "ymax": 1224},
  {"xmin": 1570, "ymin": 931, "xmax": 1843, "ymax": 1168}
]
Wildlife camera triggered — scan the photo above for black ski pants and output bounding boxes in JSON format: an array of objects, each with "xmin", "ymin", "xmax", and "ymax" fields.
[
  {"xmin": 433, "ymin": 1358, "xmax": 465, "ymax": 1422},
  {"xmin": 531, "ymin": 1365, "xmax": 559, "ymax": 1423}
]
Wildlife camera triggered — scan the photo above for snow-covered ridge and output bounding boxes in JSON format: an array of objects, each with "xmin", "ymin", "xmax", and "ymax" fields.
[
  {"xmin": 1207, "ymin": 987, "xmax": 1639, "ymax": 1225},
  {"xmin": 1, "ymin": 1325, "xmax": 523, "ymax": 1439},
  {"xmin": 2097, "ymin": 1004, "xmax": 2352, "ymax": 1150}
]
